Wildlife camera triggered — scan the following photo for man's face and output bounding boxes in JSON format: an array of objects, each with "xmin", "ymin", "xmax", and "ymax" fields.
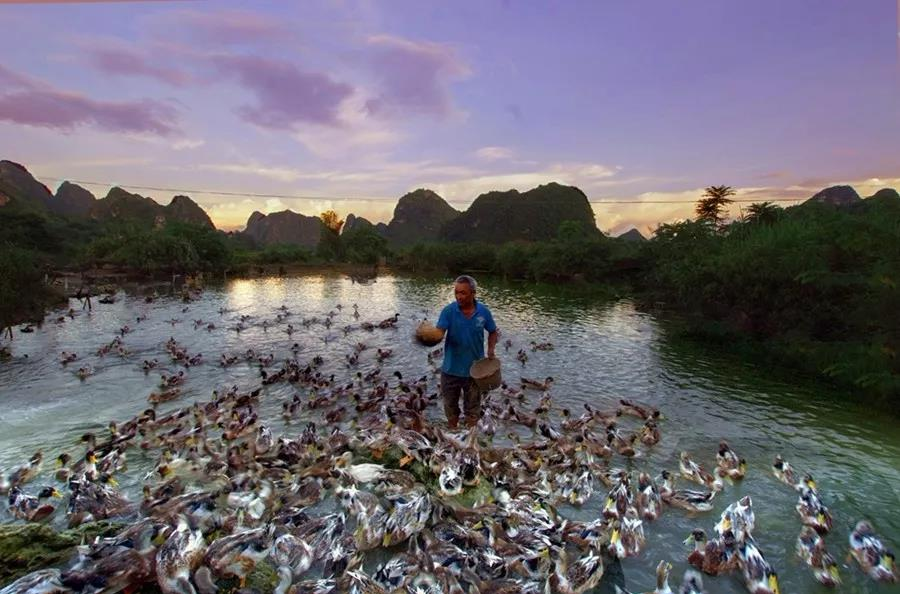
[{"xmin": 454, "ymin": 282, "xmax": 474, "ymax": 308}]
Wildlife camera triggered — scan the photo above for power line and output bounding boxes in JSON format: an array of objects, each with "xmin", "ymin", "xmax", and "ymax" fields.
[{"xmin": 37, "ymin": 175, "xmax": 807, "ymax": 205}]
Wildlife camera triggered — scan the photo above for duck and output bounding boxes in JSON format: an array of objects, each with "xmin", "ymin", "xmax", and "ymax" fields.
[
  {"xmin": 679, "ymin": 452, "xmax": 723, "ymax": 491},
  {"xmin": 796, "ymin": 526, "xmax": 841, "ymax": 587},
  {"xmin": 7, "ymin": 485, "xmax": 62, "ymax": 521},
  {"xmin": 771, "ymin": 455, "xmax": 797, "ymax": 488},
  {"xmin": 60, "ymin": 351, "xmax": 78, "ymax": 365},
  {"xmin": 155, "ymin": 517, "xmax": 206, "ymax": 594},
  {"xmin": 555, "ymin": 547, "xmax": 606, "ymax": 594},
  {"xmin": 678, "ymin": 569, "xmax": 706, "ymax": 594},
  {"xmin": 3, "ymin": 451, "xmax": 43, "ymax": 491},
  {"xmin": 639, "ymin": 420, "xmax": 661, "ymax": 446},
  {"xmin": 521, "ymin": 376, "xmax": 553, "ymax": 391},
  {"xmin": 607, "ymin": 513, "xmax": 645, "ymax": 559},
  {"xmin": 795, "ymin": 484, "xmax": 832, "ymax": 535},
  {"xmin": 271, "ymin": 533, "xmax": 314, "ymax": 580},
  {"xmin": 636, "ymin": 472, "xmax": 662, "ymax": 521},
  {"xmin": 715, "ymin": 441, "xmax": 746, "ymax": 480},
  {"xmin": 849, "ymin": 520, "xmax": 898, "ymax": 583},
  {"xmin": 738, "ymin": 537, "xmax": 781, "ymax": 594},
  {"xmin": 684, "ymin": 528, "xmax": 738, "ymax": 576},
  {"xmin": 715, "ymin": 496, "xmax": 754, "ymax": 540},
  {"xmin": 617, "ymin": 398, "xmax": 660, "ymax": 421},
  {"xmin": 659, "ymin": 470, "xmax": 715, "ymax": 512},
  {"xmin": 0, "ymin": 568, "xmax": 73, "ymax": 594},
  {"xmin": 196, "ymin": 526, "xmax": 273, "ymax": 589},
  {"xmin": 615, "ymin": 560, "xmax": 672, "ymax": 594}
]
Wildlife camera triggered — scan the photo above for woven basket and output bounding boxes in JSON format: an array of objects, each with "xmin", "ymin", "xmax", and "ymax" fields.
[{"xmin": 470, "ymin": 357, "xmax": 501, "ymax": 391}]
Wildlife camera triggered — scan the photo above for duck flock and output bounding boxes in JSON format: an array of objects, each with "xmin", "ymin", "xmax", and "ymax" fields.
[{"xmin": 0, "ymin": 288, "xmax": 897, "ymax": 594}]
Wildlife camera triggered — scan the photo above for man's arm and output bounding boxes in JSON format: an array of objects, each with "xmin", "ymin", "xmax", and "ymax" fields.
[{"xmin": 487, "ymin": 330, "xmax": 498, "ymax": 358}]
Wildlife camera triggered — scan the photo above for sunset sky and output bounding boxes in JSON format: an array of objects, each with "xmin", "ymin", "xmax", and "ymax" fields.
[{"xmin": 1, "ymin": 0, "xmax": 898, "ymax": 234}]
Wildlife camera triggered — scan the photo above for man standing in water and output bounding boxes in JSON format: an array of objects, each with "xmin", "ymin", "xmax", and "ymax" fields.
[{"xmin": 434, "ymin": 275, "xmax": 499, "ymax": 429}]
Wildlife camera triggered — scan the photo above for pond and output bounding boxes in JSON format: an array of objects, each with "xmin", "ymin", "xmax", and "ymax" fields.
[{"xmin": 0, "ymin": 273, "xmax": 897, "ymax": 593}]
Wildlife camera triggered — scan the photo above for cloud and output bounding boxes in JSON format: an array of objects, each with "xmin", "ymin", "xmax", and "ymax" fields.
[
  {"xmin": 426, "ymin": 162, "xmax": 620, "ymax": 202},
  {"xmin": 211, "ymin": 54, "xmax": 355, "ymax": 129},
  {"xmin": 146, "ymin": 9, "xmax": 289, "ymax": 46},
  {"xmin": 363, "ymin": 34, "xmax": 469, "ymax": 118},
  {"xmin": 475, "ymin": 146, "xmax": 514, "ymax": 161},
  {"xmin": 0, "ymin": 64, "xmax": 178, "ymax": 136},
  {"xmin": 83, "ymin": 43, "xmax": 191, "ymax": 86}
]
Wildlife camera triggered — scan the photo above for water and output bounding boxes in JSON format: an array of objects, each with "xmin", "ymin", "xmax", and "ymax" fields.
[{"xmin": 0, "ymin": 273, "xmax": 898, "ymax": 593}]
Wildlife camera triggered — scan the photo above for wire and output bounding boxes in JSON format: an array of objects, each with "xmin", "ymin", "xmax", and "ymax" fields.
[{"xmin": 37, "ymin": 175, "xmax": 806, "ymax": 206}]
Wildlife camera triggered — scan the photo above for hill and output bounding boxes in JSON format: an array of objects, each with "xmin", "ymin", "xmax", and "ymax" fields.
[{"xmin": 440, "ymin": 182, "xmax": 596, "ymax": 243}]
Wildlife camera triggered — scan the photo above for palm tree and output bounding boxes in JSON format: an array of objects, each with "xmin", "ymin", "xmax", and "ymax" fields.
[
  {"xmin": 695, "ymin": 185, "xmax": 736, "ymax": 230},
  {"xmin": 744, "ymin": 201, "xmax": 782, "ymax": 225}
]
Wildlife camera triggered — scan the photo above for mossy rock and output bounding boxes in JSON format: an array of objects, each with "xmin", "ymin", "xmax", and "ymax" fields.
[{"xmin": 0, "ymin": 520, "xmax": 124, "ymax": 584}]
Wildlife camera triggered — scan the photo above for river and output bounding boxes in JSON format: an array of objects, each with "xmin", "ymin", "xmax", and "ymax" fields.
[{"xmin": 0, "ymin": 273, "xmax": 897, "ymax": 593}]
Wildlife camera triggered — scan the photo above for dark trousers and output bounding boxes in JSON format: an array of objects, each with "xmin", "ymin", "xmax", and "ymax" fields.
[{"xmin": 440, "ymin": 372, "xmax": 482, "ymax": 426}]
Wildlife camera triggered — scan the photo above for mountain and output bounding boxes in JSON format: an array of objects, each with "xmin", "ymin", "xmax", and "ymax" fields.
[
  {"xmin": 164, "ymin": 195, "xmax": 215, "ymax": 229},
  {"xmin": 243, "ymin": 210, "xmax": 322, "ymax": 247},
  {"xmin": 805, "ymin": 185, "xmax": 861, "ymax": 207},
  {"xmin": 0, "ymin": 160, "xmax": 52, "ymax": 211},
  {"xmin": 441, "ymin": 182, "xmax": 596, "ymax": 243},
  {"xmin": 51, "ymin": 181, "xmax": 96, "ymax": 217},
  {"xmin": 385, "ymin": 189, "xmax": 459, "ymax": 246},
  {"xmin": 343, "ymin": 213, "xmax": 375, "ymax": 234},
  {"xmin": 616, "ymin": 228, "xmax": 647, "ymax": 242},
  {"xmin": 90, "ymin": 187, "xmax": 166, "ymax": 225}
]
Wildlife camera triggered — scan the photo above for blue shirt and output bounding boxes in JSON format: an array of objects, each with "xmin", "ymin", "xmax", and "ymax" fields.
[{"xmin": 436, "ymin": 300, "xmax": 497, "ymax": 377}]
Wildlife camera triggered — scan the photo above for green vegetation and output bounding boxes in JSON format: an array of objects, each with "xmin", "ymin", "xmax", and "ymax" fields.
[
  {"xmin": 394, "ymin": 197, "xmax": 900, "ymax": 406},
  {"xmin": 1, "ymin": 187, "xmax": 898, "ymax": 407}
]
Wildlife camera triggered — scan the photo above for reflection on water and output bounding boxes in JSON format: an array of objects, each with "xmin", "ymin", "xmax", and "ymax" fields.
[{"xmin": 0, "ymin": 273, "xmax": 898, "ymax": 594}]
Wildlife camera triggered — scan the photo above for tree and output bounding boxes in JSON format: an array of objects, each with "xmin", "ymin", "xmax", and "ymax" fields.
[
  {"xmin": 320, "ymin": 210, "xmax": 344, "ymax": 234},
  {"xmin": 0, "ymin": 246, "xmax": 54, "ymax": 337},
  {"xmin": 695, "ymin": 185, "xmax": 736, "ymax": 230},
  {"xmin": 744, "ymin": 201, "xmax": 782, "ymax": 225},
  {"xmin": 343, "ymin": 226, "xmax": 388, "ymax": 264}
]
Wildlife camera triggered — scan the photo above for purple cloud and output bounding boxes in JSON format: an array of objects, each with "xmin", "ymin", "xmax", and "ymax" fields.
[
  {"xmin": 85, "ymin": 45, "xmax": 191, "ymax": 86},
  {"xmin": 364, "ymin": 35, "xmax": 469, "ymax": 118},
  {"xmin": 212, "ymin": 55, "xmax": 354, "ymax": 129},
  {"xmin": 148, "ymin": 9, "xmax": 289, "ymax": 46},
  {"xmin": 0, "ymin": 64, "xmax": 178, "ymax": 135}
]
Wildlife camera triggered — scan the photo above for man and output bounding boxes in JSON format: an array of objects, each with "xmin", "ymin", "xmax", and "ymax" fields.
[{"xmin": 434, "ymin": 275, "xmax": 499, "ymax": 429}]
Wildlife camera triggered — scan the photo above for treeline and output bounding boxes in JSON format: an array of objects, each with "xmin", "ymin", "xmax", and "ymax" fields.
[
  {"xmin": 394, "ymin": 191, "xmax": 900, "ymax": 405},
  {"xmin": 2, "ymin": 192, "xmax": 899, "ymax": 404}
]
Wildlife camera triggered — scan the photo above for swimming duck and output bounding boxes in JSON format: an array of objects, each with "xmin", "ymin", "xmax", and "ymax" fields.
[
  {"xmin": 771, "ymin": 455, "xmax": 797, "ymax": 488},
  {"xmin": 615, "ymin": 560, "xmax": 672, "ymax": 594},
  {"xmin": 155, "ymin": 517, "xmax": 206, "ymax": 594},
  {"xmin": 607, "ymin": 513, "xmax": 645, "ymax": 559},
  {"xmin": 715, "ymin": 441, "xmax": 746, "ymax": 480},
  {"xmin": 4, "ymin": 451, "xmax": 43, "ymax": 491},
  {"xmin": 521, "ymin": 376, "xmax": 554, "ymax": 391},
  {"xmin": 796, "ymin": 526, "xmax": 841, "ymax": 587},
  {"xmin": 679, "ymin": 452, "xmax": 723, "ymax": 492},
  {"xmin": 639, "ymin": 420, "xmax": 661, "ymax": 446},
  {"xmin": 678, "ymin": 569, "xmax": 706, "ymax": 594},
  {"xmin": 684, "ymin": 528, "xmax": 739, "ymax": 576},
  {"xmin": 196, "ymin": 526, "xmax": 273, "ymax": 589},
  {"xmin": 555, "ymin": 547, "xmax": 606, "ymax": 594},
  {"xmin": 849, "ymin": 520, "xmax": 898, "ymax": 583},
  {"xmin": 795, "ymin": 486, "xmax": 832, "ymax": 535},
  {"xmin": 7, "ymin": 485, "xmax": 62, "ymax": 521},
  {"xmin": 271, "ymin": 533, "xmax": 314, "ymax": 580},
  {"xmin": 738, "ymin": 537, "xmax": 781, "ymax": 594},
  {"xmin": 60, "ymin": 351, "xmax": 78, "ymax": 365},
  {"xmin": 636, "ymin": 472, "xmax": 662, "ymax": 521},
  {"xmin": 659, "ymin": 470, "xmax": 715, "ymax": 512},
  {"xmin": 715, "ymin": 496, "xmax": 754, "ymax": 541},
  {"xmin": 617, "ymin": 399, "xmax": 660, "ymax": 421}
]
